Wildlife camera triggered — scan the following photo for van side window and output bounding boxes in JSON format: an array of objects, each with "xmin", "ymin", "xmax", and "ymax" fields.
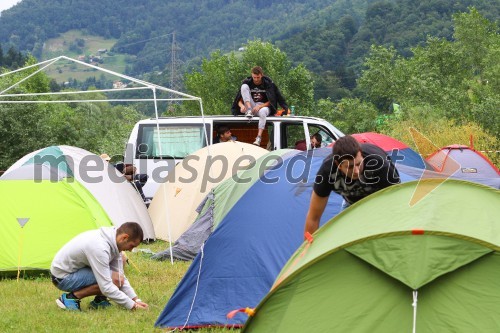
[
  {"xmin": 307, "ymin": 124, "xmax": 336, "ymax": 147},
  {"xmin": 212, "ymin": 121, "xmax": 274, "ymax": 150},
  {"xmin": 281, "ymin": 123, "xmax": 306, "ymax": 149},
  {"xmin": 136, "ymin": 124, "xmax": 207, "ymax": 159}
]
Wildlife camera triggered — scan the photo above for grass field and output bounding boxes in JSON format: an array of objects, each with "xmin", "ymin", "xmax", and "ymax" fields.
[
  {"xmin": 41, "ymin": 30, "xmax": 130, "ymax": 83},
  {"xmin": 0, "ymin": 241, "xmax": 239, "ymax": 333}
]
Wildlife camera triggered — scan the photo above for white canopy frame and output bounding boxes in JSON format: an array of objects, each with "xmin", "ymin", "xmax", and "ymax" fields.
[{"xmin": 0, "ymin": 55, "xmax": 210, "ymax": 264}]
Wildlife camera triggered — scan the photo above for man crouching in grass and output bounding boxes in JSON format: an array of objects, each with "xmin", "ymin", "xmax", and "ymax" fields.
[{"xmin": 50, "ymin": 222, "xmax": 148, "ymax": 311}]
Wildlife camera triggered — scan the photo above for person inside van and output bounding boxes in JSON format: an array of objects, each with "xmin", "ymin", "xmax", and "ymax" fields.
[
  {"xmin": 295, "ymin": 133, "xmax": 323, "ymax": 151},
  {"xmin": 214, "ymin": 125, "xmax": 237, "ymax": 144},
  {"xmin": 231, "ymin": 66, "xmax": 289, "ymax": 146}
]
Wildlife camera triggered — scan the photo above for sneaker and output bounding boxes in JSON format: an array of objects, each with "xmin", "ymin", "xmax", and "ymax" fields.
[
  {"xmin": 245, "ymin": 109, "xmax": 253, "ymax": 119},
  {"xmin": 253, "ymin": 136, "xmax": 261, "ymax": 146},
  {"xmin": 89, "ymin": 297, "xmax": 112, "ymax": 310},
  {"xmin": 56, "ymin": 293, "xmax": 81, "ymax": 311}
]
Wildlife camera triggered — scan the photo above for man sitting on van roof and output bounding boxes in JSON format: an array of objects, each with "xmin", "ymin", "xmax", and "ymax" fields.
[{"xmin": 231, "ymin": 66, "xmax": 289, "ymax": 146}]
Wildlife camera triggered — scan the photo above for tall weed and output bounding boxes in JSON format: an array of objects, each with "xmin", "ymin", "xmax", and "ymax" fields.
[{"xmin": 380, "ymin": 112, "xmax": 499, "ymax": 168}]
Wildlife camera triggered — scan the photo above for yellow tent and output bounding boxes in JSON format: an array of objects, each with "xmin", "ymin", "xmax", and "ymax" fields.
[{"xmin": 149, "ymin": 141, "xmax": 267, "ymax": 242}]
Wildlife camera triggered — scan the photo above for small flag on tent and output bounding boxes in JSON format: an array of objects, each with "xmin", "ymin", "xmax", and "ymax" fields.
[{"xmin": 17, "ymin": 218, "xmax": 30, "ymax": 228}]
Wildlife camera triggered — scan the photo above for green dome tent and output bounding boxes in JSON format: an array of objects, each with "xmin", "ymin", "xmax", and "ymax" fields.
[
  {"xmin": 2, "ymin": 145, "xmax": 155, "ymax": 240},
  {"xmin": 0, "ymin": 179, "xmax": 112, "ymax": 273},
  {"xmin": 243, "ymin": 179, "xmax": 500, "ymax": 333}
]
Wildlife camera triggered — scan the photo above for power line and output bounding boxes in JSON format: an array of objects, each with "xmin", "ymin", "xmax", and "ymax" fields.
[{"xmin": 117, "ymin": 33, "xmax": 174, "ymax": 48}]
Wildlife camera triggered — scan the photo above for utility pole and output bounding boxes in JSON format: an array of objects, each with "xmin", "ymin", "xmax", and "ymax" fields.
[
  {"xmin": 169, "ymin": 31, "xmax": 183, "ymax": 92},
  {"xmin": 170, "ymin": 31, "xmax": 177, "ymax": 92},
  {"xmin": 168, "ymin": 31, "xmax": 182, "ymax": 113}
]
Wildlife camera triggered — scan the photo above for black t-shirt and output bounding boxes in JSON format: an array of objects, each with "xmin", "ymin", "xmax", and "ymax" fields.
[
  {"xmin": 313, "ymin": 143, "xmax": 400, "ymax": 204},
  {"xmin": 248, "ymin": 80, "xmax": 269, "ymax": 104}
]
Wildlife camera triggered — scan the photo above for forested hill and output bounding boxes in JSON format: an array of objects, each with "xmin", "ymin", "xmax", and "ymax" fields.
[
  {"xmin": 0, "ymin": 0, "xmax": 371, "ymax": 72},
  {"xmin": 273, "ymin": 0, "xmax": 499, "ymax": 97},
  {"xmin": 0, "ymin": 0, "xmax": 498, "ymax": 94}
]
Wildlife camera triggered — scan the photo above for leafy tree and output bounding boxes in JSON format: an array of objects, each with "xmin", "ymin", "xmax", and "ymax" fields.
[
  {"xmin": 183, "ymin": 40, "xmax": 314, "ymax": 116},
  {"xmin": 309, "ymin": 97, "xmax": 378, "ymax": 134},
  {"xmin": 181, "ymin": 51, "xmax": 239, "ymax": 115},
  {"xmin": 285, "ymin": 64, "xmax": 315, "ymax": 114},
  {"xmin": 357, "ymin": 8, "xmax": 499, "ymax": 137},
  {"xmin": 46, "ymin": 90, "xmax": 144, "ymax": 157},
  {"xmin": 453, "ymin": 7, "xmax": 498, "ymax": 77},
  {"xmin": 356, "ymin": 45, "xmax": 404, "ymax": 110},
  {"xmin": 0, "ymin": 56, "xmax": 57, "ymax": 169},
  {"xmin": 1, "ymin": 0, "xmax": 498, "ymax": 99},
  {"xmin": 2, "ymin": 46, "xmax": 26, "ymax": 69},
  {"xmin": 0, "ymin": 55, "xmax": 144, "ymax": 169}
]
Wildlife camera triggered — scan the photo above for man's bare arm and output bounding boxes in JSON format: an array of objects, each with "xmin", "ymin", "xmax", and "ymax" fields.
[{"xmin": 304, "ymin": 191, "xmax": 329, "ymax": 239}]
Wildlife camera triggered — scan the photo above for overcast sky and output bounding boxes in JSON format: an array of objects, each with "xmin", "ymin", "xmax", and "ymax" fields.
[{"xmin": 0, "ymin": 0, "xmax": 21, "ymax": 15}]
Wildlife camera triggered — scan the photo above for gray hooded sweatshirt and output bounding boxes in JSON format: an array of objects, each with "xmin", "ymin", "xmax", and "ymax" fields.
[{"xmin": 50, "ymin": 227, "xmax": 137, "ymax": 309}]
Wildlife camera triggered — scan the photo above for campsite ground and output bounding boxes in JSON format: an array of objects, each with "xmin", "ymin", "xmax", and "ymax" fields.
[{"xmin": 0, "ymin": 241, "xmax": 237, "ymax": 333}]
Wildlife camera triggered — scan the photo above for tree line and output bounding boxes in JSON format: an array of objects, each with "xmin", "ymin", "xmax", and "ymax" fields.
[
  {"xmin": 181, "ymin": 8, "xmax": 498, "ymax": 163},
  {"xmin": 0, "ymin": 56, "xmax": 144, "ymax": 170},
  {"xmin": 0, "ymin": 0, "xmax": 497, "ymax": 101},
  {"xmin": 0, "ymin": 45, "xmax": 27, "ymax": 69},
  {"xmin": 0, "ymin": 8, "xmax": 497, "ymax": 170}
]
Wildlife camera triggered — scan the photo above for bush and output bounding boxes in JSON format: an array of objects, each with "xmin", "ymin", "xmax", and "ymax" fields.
[
  {"xmin": 380, "ymin": 112, "xmax": 499, "ymax": 168},
  {"xmin": 320, "ymin": 98, "xmax": 378, "ymax": 135}
]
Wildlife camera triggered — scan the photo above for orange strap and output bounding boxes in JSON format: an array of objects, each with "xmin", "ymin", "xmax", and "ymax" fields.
[
  {"xmin": 304, "ymin": 232, "xmax": 314, "ymax": 243},
  {"xmin": 227, "ymin": 307, "xmax": 255, "ymax": 319}
]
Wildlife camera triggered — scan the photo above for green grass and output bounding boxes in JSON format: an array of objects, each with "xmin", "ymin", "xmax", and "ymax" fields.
[
  {"xmin": 0, "ymin": 241, "xmax": 240, "ymax": 332},
  {"xmin": 42, "ymin": 30, "xmax": 116, "ymax": 59},
  {"xmin": 41, "ymin": 30, "xmax": 131, "ymax": 83}
]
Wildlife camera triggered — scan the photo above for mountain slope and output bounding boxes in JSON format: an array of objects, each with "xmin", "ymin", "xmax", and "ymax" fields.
[
  {"xmin": 0, "ymin": 0, "xmax": 497, "ymax": 98},
  {"xmin": 0, "ymin": 0, "xmax": 352, "ymax": 73}
]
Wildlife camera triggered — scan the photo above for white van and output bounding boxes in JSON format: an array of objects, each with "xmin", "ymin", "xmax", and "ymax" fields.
[{"xmin": 124, "ymin": 115, "xmax": 344, "ymax": 199}]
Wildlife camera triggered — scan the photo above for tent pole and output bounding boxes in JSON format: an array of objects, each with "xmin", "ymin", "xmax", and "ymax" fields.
[
  {"xmin": 16, "ymin": 227, "xmax": 25, "ymax": 281},
  {"xmin": 152, "ymin": 87, "xmax": 174, "ymax": 266},
  {"xmin": 0, "ymin": 57, "xmax": 60, "ymax": 95},
  {"xmin": 412, "ymin": 290, "xmax": 418, "ymax": 333}
]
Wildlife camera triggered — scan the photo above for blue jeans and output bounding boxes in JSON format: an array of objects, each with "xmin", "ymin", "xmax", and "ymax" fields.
[{"xmin": 53, "ymin": 267, "xmax": 97, "ymax": 292}]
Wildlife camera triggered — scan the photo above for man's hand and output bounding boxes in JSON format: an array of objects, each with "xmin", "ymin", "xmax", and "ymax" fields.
[
  {"xmin": 133, "ymin": 301, "xmax": 149, "ymax": 310},
  {"xmin": 132, "ymin": 297, "xmax": 149, "ymax": 310}
]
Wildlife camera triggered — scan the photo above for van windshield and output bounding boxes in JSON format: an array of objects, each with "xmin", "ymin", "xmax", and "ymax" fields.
[{"xmin": 136, "ymin": 124, "xmax": 207, "ymax": 159}]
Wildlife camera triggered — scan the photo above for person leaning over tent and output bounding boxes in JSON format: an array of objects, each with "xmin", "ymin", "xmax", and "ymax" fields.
[
  {"xmin": 231, "ymin": 66, "xmax": 289, "ymax": 146},
  {"xmin": 304, "ymin": 135, "xmax": 400, "ymax": 236},
  {"xmin": 50, "ymin": 222, "xmax": 149, "ymax": 311},
  {"xmin": 100, "ymin": 154, "xmax": 149, "ymax": 206},
  {"xmin": 114, "ymin": 161, "xmax": 149, "ymax": 205},
  {"xmin": 213, "ymin": 125, "xmax": 237, "ymax": 144}
]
